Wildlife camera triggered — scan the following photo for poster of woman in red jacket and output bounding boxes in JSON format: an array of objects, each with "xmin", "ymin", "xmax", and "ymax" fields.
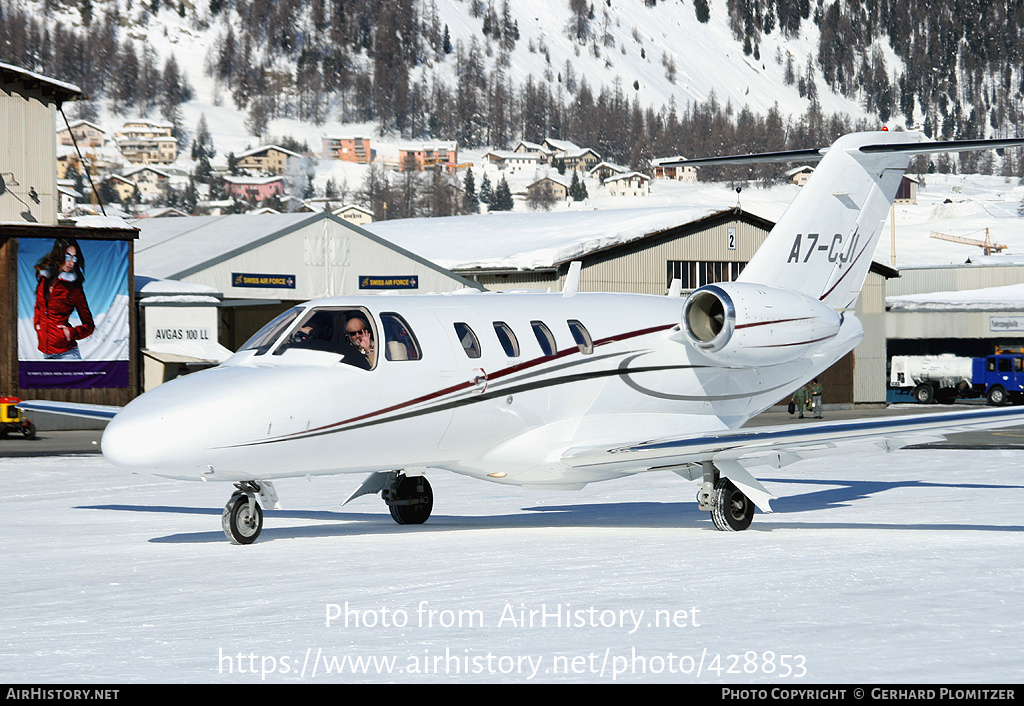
[{"xmin": 33, "ymin": 238, "xmax": 95, "ymax": 359}]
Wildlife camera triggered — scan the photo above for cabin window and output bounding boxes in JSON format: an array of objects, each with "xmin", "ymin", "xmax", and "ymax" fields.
[
  {"xmin": 380, "ymin": 312, "xmax": 421, "ymax": 361},
  {"xmin": 493, "ymin": 322, "xmax": 520, "ymax": 357},
  {"xmin": 567, "ymin": 320, "xmax": 593, "ymax": 354},
  {"xmin": 272, "ymin": 307, "xmax": 377, "ymax": 370},
  {"xmin": 454, "ymin": 322, "xmax": 481, "ymax": 359},
  {"xmin": 999, "ymin": 358, "xmax": 1011, "ymax": 373},
  {"xmin": 241, "ymin": 307, "xmax": 301, "ymax": 355},
  {"xmin": 531, "ymin": 321, "xmax": 557, "ymax": 356}
]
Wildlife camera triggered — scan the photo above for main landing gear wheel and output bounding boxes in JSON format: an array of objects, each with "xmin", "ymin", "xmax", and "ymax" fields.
[
  {"xmin": 710, "ymin": 478, "xmax": 754, "ymax": 532},
  {"xmin": 222, "ymin": 492, "xmax": 264, "ymax": 544},
  {"xmin": 384, "ymin": 474, "xmax": 433, "ymax": 525}
]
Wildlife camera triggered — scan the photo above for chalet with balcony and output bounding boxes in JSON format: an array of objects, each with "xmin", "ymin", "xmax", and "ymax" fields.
[
  {"xmin": 322, "ymin": 136, "xmax": 374, "ymax": 164},
  {"xmin": 652, "ymin": 156, "xmax": 698, "ymax": 182},
  {"xmin": 223, "ymin": 175, "xmax": 285, "ymax": 202},
  {"xmin": 397, "ymin": 142, "xmax": 459, "ymax": 172},
  {"xmin": 236, "ymin": 145, "xmax": 305, "ymax": 176},
  {"xmin": 57, "ymin": 120, "xmax": 106, "ymax": 149},
  {"xmin": 604, "ymin": 171, "xmax": 651, "ymax": 196}
]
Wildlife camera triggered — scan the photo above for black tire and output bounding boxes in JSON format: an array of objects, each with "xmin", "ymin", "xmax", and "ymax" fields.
[
  {"xmin": 912, "ymin": 384, "xmax": 934, "ymax": 404},
  {"xmin": 21, "ymin": 421, "xmax": 36, "ymax": 439},
  {"xmin": 222, "ymin": 493, "xmax": 263, "ymax": 544},
  {"xmin": 988, "ymin": 385, "xmax": 1008, "ymax": 407},
  {"xmin": 389, "ymin": 475, "xmax": 433, "ymax": 525},
  {"xmin": 710, "ymin": 478, "xmax": 754, "ymax": 532}
]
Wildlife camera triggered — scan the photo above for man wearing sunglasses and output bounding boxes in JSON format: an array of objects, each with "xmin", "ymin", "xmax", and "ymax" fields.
[{"xmin": 345, "ymin": 316, "xmax": 376, "ymax": 368}]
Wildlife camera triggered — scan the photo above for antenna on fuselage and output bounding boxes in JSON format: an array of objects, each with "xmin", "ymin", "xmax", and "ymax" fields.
[{"xmin": 562, "ymin": 261, "xmax": 582, "ymax": 297}]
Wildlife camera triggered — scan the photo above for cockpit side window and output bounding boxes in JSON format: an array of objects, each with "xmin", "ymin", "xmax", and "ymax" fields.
[
  {"xmin": 273, "ymin": 307, "xmax": 376, "ymax": 370},
  {"xmin": 493, "ymin": 322, "xmax": 520, "ymax": 357},
  {"xmin": 454, "ymin": 322, "xmax": 481, "ymax": 359},
  {"xmin": 381, "ymin": 312, "xmax": 421, "ymax": 361},
  {"xmin": 240, "ymin": 307, "xmax": 302, "ymax": 355},
  {"xmin": 531, "ymin": 320, "xmax": 557, "ymax": 356}
]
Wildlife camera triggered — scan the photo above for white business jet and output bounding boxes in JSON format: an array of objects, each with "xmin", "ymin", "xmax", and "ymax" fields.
[{"xmin": 21, "ymin": 130, "xmax": 1024, "ymax": 543}]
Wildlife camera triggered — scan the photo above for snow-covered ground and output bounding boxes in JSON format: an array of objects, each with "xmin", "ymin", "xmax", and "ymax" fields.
[{"xmin": 3, "ymin": 448, "xmax": 1023, "ymax": 683}]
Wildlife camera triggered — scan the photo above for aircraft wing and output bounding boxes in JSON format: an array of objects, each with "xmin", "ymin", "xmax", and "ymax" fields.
[
  {"xmin": 16, "ymin": 400, "xmax": 122, "ymax": 421},
  {"xmin": 561, "ymin": 406, "xmax": 1024, "ymax": 512}
]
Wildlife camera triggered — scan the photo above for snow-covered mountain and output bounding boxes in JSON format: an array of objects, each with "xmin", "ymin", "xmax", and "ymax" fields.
[{"xmin": 18, "ymin": 0, "xmax": 874, "ymax": 155}]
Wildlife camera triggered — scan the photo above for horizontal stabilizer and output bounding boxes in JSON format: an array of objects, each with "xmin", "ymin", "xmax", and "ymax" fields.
[
  {"xmin": 661, "ymin": 136, "xmax": 1024, "ymax": 168},
  {"xmin": 16, "ymin": 400, "xmax": 121, "ymax": 421}
]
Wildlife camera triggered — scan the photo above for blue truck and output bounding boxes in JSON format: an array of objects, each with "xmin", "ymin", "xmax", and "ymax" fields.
[{"xmin": 890, "ymin": 353, "xmax": 1024, "ymax": 405}]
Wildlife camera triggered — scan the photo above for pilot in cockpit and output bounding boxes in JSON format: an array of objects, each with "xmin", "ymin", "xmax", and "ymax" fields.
[
  {"xmin": 345, "ymin": 315, "xmax": 376, "ymax": 368},
  {"xmin": 289, "ymin": 311, "xmax": 335, "ymax": 351}
]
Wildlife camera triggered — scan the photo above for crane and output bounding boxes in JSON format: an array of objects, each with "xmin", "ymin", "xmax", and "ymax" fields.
[{"xmin": 929, "ymin": 228, "xmax": 1007, "ymax": 256}]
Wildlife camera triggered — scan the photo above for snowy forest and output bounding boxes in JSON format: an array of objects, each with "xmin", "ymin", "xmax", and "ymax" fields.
[{"xmin": 2, "ymin": 0, "xmax": 1023, "ymax": 178}]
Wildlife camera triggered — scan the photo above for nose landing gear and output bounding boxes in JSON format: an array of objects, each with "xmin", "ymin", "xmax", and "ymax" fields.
[{"xmin": 222, "ymin": 481, "xmax": 277, "ymax": 544}]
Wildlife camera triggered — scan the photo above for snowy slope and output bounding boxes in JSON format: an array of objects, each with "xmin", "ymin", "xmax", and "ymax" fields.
[
  {"xmin": 25, "ymin": 0, "xmax": 871, "ymax": 160},
  {"xmin": 2, "ymin": 447, "xmax": 1023, "ymax": 683}
]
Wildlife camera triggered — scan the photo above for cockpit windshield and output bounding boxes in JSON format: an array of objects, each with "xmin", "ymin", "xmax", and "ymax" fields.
[
  {"xmin": 239, "ymin": 307, "xmax": 302, "ymax": 355},
  {"xmin": 273, "ymin": 306, "xmax": 376, "ymax": 370}
]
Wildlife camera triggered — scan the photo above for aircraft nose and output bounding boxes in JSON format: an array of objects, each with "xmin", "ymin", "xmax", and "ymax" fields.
[{"xmin": 102, "ymin": 395, "xmax": 209, "ymax": 475}]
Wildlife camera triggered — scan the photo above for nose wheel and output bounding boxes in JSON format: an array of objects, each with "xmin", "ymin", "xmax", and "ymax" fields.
[{"xmin": 222, "ymin": 485, "xmax": 264, "ymax": 544}]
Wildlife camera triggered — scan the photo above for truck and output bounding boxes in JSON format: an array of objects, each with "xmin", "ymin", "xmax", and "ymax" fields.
[{"xmin": 889, "ymin": 353, "xmax": 1024, "ymax": 405}]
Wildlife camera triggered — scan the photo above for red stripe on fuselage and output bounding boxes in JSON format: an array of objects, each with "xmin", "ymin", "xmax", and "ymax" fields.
[{"xmin": 260, "ymin": 322, "xmax": 677, "ymax": 441}]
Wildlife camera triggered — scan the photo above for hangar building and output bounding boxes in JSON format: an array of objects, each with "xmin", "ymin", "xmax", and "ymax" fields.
[{"xmin": 131, "ymin": 211, "xmax": 482, "ymax": 350}]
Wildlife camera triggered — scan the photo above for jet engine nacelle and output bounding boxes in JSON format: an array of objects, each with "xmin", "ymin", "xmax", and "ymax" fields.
[{"xmin": 681, "ymin": 282, "xmax": 842, "ymax": 366}]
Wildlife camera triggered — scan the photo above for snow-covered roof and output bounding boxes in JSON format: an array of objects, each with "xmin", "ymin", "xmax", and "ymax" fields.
[
  {"xmin": 132, "ymin": 212, "xmax": 321, "ymax": 279},
  {"xmin": 237, "ymin": 144, "xmax": 304, "ymax": 160},
  {"xmin": 605, "ymin": 171, "xmax": 651, "ymax": 183},
  {"xmin": 364, "ymin": 206, "xmax": 751, "ymax": 272},
  {"xmin": 887, "ymin": 283, "xmax": 1024, "ymax": 311},
  {"xmin": 543, "ymin": 138, "xmax": 581, "ymax": 152},
  {"xmin": 0, "ymin": 62, "xmax": 82, "ymax": 101},
  {"xmin": 223, "ymin": 175, "xmax": 285, "ymax": 185},
  {"xmin": 137, "ymin": 275, "xmax": 221, "ymax": 297}
]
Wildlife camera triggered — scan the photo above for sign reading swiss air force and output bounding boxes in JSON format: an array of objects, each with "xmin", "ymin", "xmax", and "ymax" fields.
[
  {"xmin": 232, "ymin": 273, "xmax": 296, "ymax": 289},
  {"xmin": 359, "ymin": 275, "xmax": 419, "ymax": 290}
]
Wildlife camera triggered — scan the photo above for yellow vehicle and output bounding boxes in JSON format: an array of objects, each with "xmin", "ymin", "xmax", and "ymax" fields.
[{"xmin": 0, "ymin": 397, "xmax": 36, "ymax": 439}]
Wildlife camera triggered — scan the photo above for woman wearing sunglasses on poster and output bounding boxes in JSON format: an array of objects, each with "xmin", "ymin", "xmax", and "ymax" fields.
[{"xmin": 33, "ymin": 238, "xmax": 95, "ymax": 360}]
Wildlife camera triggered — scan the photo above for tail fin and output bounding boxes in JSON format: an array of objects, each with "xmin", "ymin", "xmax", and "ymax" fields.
[
  {"xmin": 739, "ymin": 131, "xmax": 917, "ymax": 309},
  {"xmin": 675, "ymin": 131, "xmax": 1024, "ymax": 310}
]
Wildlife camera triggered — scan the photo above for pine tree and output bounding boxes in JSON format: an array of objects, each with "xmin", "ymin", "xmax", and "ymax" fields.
[
  {"xmin": 569, "ymin": 171, "xmax": 589, "ymax": 201},
  {"xmin": 489, "ymin": 176, "xmax": 513, "ymax": 211},
  {"xmin": 479, "ymin": 173, "xmax": 492, "ymax": 204},
  {"xmin": 462, "ymin": 168, "xmax": 479, "ymax": 214}
]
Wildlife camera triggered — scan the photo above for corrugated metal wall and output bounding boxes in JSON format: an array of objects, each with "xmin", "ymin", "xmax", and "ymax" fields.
[{"xmin": 0, "ymin": 86, "xmax": 57, "ymax": 225}]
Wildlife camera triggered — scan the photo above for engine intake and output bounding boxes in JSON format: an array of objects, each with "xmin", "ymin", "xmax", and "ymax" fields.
[{"xmin": 682, "ymin": 282, "xmax": 842, "ymax": 366}]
